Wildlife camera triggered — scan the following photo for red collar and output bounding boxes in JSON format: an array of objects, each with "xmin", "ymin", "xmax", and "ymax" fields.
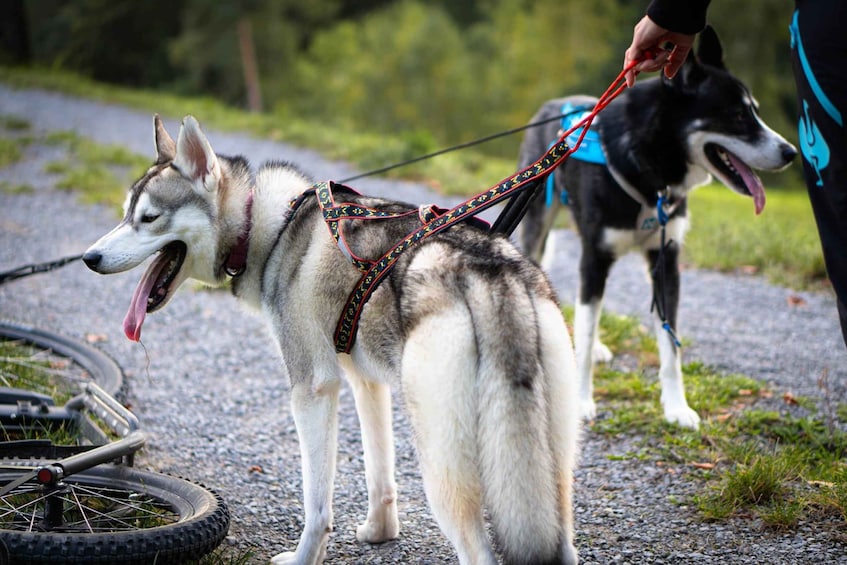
[{"xmin": 224, "ymin": 191, "xmax": 253, "ymax": 277}]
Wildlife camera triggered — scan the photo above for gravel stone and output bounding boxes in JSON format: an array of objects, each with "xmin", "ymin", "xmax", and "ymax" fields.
[{"xmin": 1, "ymin": 84, "xmax": 845, "ymax": 564}]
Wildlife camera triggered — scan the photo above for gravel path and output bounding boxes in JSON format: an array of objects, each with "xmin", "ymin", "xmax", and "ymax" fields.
[{"xmin": 1, "ymin": 84, "xmax": 845, "ymax": 564}]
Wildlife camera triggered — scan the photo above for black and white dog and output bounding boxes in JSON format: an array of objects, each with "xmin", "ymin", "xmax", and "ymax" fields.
[{"xmin": 515, "ymin": 26, "xmax": 797, "ymax": 429}]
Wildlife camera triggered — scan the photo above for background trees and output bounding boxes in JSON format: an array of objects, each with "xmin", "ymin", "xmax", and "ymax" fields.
[{"xmin": 4, "ymin": 0, "xmax": 797, "ymax": 160}]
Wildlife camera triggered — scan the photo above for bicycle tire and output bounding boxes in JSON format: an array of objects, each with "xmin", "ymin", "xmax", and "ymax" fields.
[
  {"xmin": 0, "ymin": 320, "xmax": 122, "ymax": 397},
  {"xmin": 0, "ymin": 460, "xmax": 230, "ymax": 564}
]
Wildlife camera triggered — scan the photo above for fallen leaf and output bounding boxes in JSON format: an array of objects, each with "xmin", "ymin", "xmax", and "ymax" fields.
[
  {"xmin": 786, "ymin": 294, "xmax": 807, "ymax": 307},
  {"xmin": 85, "ymin": 333, "xmax": 108, "ymax": 343},
  {"xmin": 740, "ymin": 265, "xmax": 759, "ymax": 275},
  {"xmin": 691, "ymin": 462, "xmax": 715, "ymax": 470},
  {"xmin": 783, "ymin": 391, "xmax": 799, "ymax": 405}
]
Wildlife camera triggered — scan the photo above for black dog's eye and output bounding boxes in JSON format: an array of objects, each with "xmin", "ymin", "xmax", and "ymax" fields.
[{"xmin": 140, "ymin": 214, "xmax": 160, "ymax": 224}]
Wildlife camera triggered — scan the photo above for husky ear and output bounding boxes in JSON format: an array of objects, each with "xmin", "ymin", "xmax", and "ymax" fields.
[
  {"xmin": 696, "ymin": 25, "xmax": 725, "ymax": 70},
  {"xmin": 173, "ymin": 116, "xmax": 221, "ymax": 192},
  {"xmin": 154, "ymin": 114, "xmax": 176, "ymax": 164}
]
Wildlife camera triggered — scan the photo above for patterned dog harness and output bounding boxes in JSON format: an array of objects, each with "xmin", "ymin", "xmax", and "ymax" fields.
[{"xmin": 290, "ymin": 136, "xmax": 572, "ymax": 353}]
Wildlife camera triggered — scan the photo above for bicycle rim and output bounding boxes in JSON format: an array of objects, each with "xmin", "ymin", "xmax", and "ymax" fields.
[
  {"xmin": 0, "ymin": 461, "xmax": 229, "ymax": 564},
  {"xmin": 0, "ymin": 320, "xmax": 123, "ymax": 397}
]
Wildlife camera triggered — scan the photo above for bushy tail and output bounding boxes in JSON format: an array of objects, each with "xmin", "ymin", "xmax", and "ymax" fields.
[{"xmin": 472, "ymin": 288, "xmax": 578, "ymax": 565}]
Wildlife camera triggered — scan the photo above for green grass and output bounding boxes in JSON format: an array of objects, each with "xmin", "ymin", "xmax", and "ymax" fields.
[
  {"xmin": 584, "ymin": 309, "xmax": 847, "ymax": 534},
  {"xmin": 0, "ymin": 338, "xmax": 83, "ymax": 444},
  {"xmin": 686, "ymin": 185, "xmax": 826, "ymax": 290}
]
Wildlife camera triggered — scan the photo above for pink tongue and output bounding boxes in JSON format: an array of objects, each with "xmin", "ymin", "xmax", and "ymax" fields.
[
  {"xmin": 123, "ymin": 255, "xmax": 169, "ymax": 342},
  {"xmin": 727, "ymin": 151, "xmax": 766, "ymax": 215}
]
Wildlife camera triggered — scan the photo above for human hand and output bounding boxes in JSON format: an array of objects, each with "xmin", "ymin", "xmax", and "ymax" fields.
[{"xmin": 624, "ymin": 15, "xmax": 697, "ymax": 87}]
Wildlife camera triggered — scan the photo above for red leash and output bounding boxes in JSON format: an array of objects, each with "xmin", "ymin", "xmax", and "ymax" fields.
[{"xmin": 327, "ymin": 54, "xmax": 650, "ymax": 353}]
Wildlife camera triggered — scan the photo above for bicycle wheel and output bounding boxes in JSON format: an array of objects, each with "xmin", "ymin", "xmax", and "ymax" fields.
[
  {"xmin": 0, "ymin": 460, "xmax": 230, "ymax": 564},
  {"xmin": 0, "ymin": 320, "xmax": 123, "ymax": 397}
]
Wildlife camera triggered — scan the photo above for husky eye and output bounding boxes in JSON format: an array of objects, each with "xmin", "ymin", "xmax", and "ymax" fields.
[{"xmin": 140, "ymin": 213, "xmax": 160, "ymax": 224}]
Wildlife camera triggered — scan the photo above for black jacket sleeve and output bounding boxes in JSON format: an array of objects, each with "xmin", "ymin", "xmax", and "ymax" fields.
[{"xmin": 646, "ymin": 0, "xmax": 712, "ymax": 34}]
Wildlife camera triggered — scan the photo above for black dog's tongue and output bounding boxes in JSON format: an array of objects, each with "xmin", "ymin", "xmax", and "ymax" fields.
[{"xmin": 727, "ymin": 151, "xmax": 766, "ymax": 215}]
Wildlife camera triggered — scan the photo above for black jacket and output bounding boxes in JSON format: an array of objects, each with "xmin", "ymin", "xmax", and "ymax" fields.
[{"xmin": 646, "ymin": 0, "xmax": 711, "ymax": 34}]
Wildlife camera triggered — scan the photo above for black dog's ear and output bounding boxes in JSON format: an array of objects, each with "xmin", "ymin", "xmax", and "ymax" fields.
[
  {"xmin": 697, "ymin": 25, "xmax": 725, "ymax": 70},
  {"xmin": 662, "ymin": 50, "xmax": 706, "ymax": 94},
  {"xmin": 663, "ymin": 25, "xmax": 723, "ymax": 94}
]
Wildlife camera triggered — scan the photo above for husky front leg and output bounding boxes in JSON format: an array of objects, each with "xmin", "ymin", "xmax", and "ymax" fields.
[
  {"xmin": 574, "ymin": 247, "xmax": 615, "ymax": 421},
  {"xmin": 342, "ymin": 366, "xmax": 399, "ymax": 544},
  {"xmin": 647, "ymin": 245, "xmax": 700, "ymax": 429},
  {"xmin": 272, "ymin": 381, "xmax": 341, "ymax": 565}
]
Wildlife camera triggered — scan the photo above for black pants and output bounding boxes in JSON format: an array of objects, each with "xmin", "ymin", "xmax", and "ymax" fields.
[{"xmin": 791, "ymin": 0, "xmax": 847, "ymax": 347}]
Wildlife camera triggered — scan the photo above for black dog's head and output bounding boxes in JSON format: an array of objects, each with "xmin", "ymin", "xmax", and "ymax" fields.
[{"xmin": 663, "ymin": 26, "xmax": 797, "ymax": 214}]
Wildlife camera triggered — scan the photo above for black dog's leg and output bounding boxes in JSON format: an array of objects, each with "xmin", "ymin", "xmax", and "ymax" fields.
[
  {"xmin": 573, "ymin": 246, "xmax": 615, "ymax": 421},
  {"xmin": 515, "ymin": 179, "xmax": 563, "ymax": 263},
  {"xmin": 646, "ymin": 243, "xmax": 700, "ymax": 428}
]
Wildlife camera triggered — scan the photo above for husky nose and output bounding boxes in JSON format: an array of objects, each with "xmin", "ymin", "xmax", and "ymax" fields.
[
  {"xmin": 82, "ymin": 251, "xmax": 102, "ymax": 270},
  {"xmin": 782, "ymin": 144, "xmax": 798, "ymax": 163}
]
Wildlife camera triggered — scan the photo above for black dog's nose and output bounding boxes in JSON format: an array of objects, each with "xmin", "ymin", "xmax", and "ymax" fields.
[
  {"xmin": 783, "ymin": 144, "xmax": 798, "ymax": 163},
  {"xmin": 82, "ymin": 251, "xmax": 102, "ymax": 270}
]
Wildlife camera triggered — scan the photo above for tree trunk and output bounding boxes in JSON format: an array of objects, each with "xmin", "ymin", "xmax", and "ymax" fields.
[{"xmin": 237, "ymin": 17, "xmax": 262, "ymax": 113}]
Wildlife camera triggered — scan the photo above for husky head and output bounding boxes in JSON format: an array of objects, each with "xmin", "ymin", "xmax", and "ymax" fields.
[
  {"xmin": 84, "ymin": 115, "xmax": 249, "ymax": 341},
  {"xmin": 667, "ymin": 26, "xmax": 797, "ymax": 214}
]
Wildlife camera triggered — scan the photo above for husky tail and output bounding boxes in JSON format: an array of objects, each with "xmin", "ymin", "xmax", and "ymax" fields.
[
  {"xmin": 400, "ymin": 241, "xmax": 578, "ymax": 565},
  {"xmin": 474, "ymin": 280, "xmax": 578, "ymax": 565}
]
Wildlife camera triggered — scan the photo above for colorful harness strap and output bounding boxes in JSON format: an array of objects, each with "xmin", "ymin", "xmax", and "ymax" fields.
[{"xmin": 330, "ymin": 137, "xmax": 571, "ymax": 353}]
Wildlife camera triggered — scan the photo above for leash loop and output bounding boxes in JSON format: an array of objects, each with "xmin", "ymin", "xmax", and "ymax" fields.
[{"xmin": 651, "ymin": 189, "xmax": 682, "ymax": 349}]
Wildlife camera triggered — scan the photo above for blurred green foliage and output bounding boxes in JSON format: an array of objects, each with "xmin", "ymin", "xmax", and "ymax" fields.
[{"xmin": 4, "ymin": 0, "xmax": 799, "ymax": 169}]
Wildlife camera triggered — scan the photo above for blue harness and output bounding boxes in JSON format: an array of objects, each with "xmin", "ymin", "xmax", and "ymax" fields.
[{"xmin": 546, "ymin": 102, "xmax": 607, "ymax": 207}]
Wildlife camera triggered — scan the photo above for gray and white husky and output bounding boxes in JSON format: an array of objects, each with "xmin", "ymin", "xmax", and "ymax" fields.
[
  {"xmin": 515, "ymin": 26, "xmax": 796, "ymax": 429},
  {"xmin": 84, "ymin": 115, "xmax": 580, "ymax": 565}
]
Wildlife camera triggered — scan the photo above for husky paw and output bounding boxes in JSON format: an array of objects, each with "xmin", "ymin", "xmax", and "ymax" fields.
[
  {"xmin": 356, "ymin": 511, "xmax": 399, "ymax": 544},
  {"xmin": 270, "ymin": 545, "xmax": 326, "ymax": 565},
  {"xmin": 592, "ymin": 341, "xmax": 613, "ymax": 364},
  {"xmin": 664, "ymin": 405, "xmax": 701, "ymax": 430},
  {"xmin": 578, "ymin": 399, "xmax": 597, "ymax": 422}
]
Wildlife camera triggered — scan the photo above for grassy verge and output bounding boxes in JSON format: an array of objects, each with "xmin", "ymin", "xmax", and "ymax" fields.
[
  {"xmin": 0, "ymin": 337, "xmax": 82, "ymax": 443},
  {"xmin": 686, "ymin": 185, "xmax": 827, "ymax": 290},
  {"xmin": 0, "ymin": 65, "xmax": 515, "ymax": 198},
  {"xmin": 585, "ymin": 309, "xmax": 847, "ymax": 534}
]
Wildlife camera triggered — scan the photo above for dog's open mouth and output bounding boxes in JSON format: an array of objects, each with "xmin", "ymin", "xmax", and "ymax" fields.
[
  {"xmin": 123, "ymin": 241, "xmax": 187, "ymax": 342},
  {"xmin": 704, "ymin": 143, "xmax": 766, "ymax": 215}
]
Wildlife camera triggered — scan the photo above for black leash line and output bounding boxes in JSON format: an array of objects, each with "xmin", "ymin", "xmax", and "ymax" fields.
[
  {"xmin": 339, "ymin": 112, "xmax": 569, "ymax": 184},
  {"xmin": 0, "ymin": 254, "xmax": 83, "ymax": 285}
]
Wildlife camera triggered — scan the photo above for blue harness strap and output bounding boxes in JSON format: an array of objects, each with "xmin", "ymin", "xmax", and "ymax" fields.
[{"xmin": 545, "ymin": 102, "xmax": 607, "ymax": 207}]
